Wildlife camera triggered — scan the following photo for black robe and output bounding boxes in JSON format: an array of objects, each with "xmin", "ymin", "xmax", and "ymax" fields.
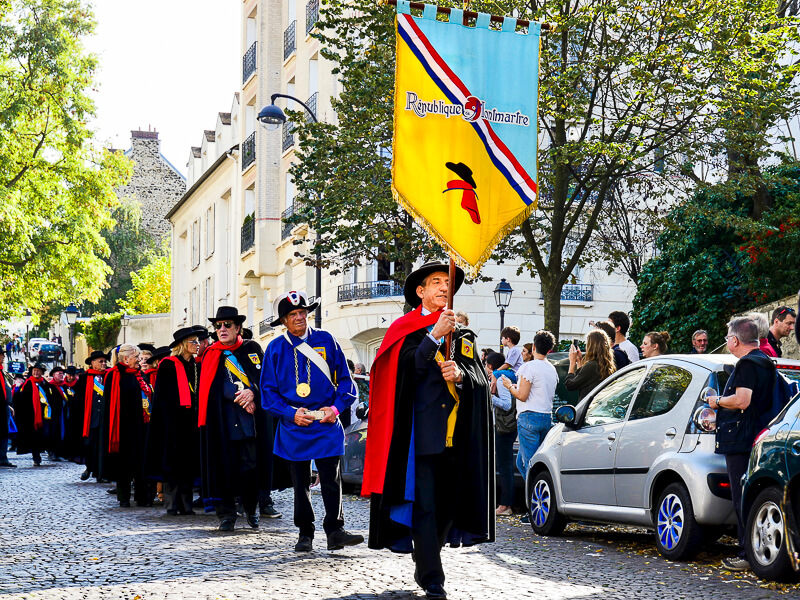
[
  {"xmin": 58, "ymin": 381, "xmax": 82, "ymax": 460},
  {"xmin": 145, "ymin": 356, "xmax": 200, "ymax": 483},
  {"xmin": 199, "ymin": 340, "xmax": 279, "ymax": 500},
  {"xmin": 368, "ymin": 326, "xmax": 495, "ymax": 552},
  {"xmin": 12, "ymin": 379, "xmax": 50, "ymax": 455},
  {"xmin": 98, "ymin": 365, "xmax": 148, "ymax": 483}
]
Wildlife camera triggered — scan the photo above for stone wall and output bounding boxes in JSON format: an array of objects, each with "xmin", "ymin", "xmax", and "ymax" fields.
[{"xmin": 117, "ymin": 130, "xmax": 186, "ymax": 243}]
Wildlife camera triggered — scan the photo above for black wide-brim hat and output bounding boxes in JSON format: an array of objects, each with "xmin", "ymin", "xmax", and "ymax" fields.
[
  {"xmin": 85, "ymin": 350, "xmax": 111, "ymax": 365},
  {"xmin": 191, "ymin": 325, "xmax": 210, "ymax": 341},
  {"xmin": 65, "ymin": 366, "xmax": 78, "ymax": 376},
  {"xmin": 270, "ymin": 291, "xmax": 320, "ymax": 327},
  {"xmin": 138, "ymin": 343, "xmax": 157, "ymax": 354},
  {"xmin": 445, "ymin": 162, "xmax": 477, "ymax": 189},
  {"xmin": 148, "ymin": 346, "xmax": 170, "ymax": 364},
  {"xmin": 208, "ymin": 305, "xmax": 246, "ymax": 325},
  {"xmin": 169, "ymin": 327, "xmax": 199, "ymax": 349},
  {"xmin": 28, "ymin": 362, "xmax": 47, "ymax": 375},
  {"xmin": 403, "ymin": 261, "xmax": 465, "ymax": 309},
  {"xmin": 50, "ymin": 366, "xmax": 65, "ymax": 375}
]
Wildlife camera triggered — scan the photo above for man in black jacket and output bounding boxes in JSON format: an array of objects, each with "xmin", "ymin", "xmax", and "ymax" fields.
[
  {"xmin": 709, "ymin": 316, "xmax": 776, "ymax": 572},
  {"xmin": 0, "ymin": 348, "xmax": 15, "ymax": 468}
]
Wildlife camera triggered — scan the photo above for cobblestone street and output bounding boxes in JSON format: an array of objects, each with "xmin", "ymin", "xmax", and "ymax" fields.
[{"xmin": 0, "ymin": 455, "xmax": 794, "ymax": 600}]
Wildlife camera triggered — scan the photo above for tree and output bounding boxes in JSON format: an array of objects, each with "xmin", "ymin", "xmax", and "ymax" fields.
[
  {"xmin": 117, "ymin": 251, "xmax": 171, "ymax": 315},
  {"xmin": 0, "ymin": 0, "xmax": 132, "ymax": 319}
]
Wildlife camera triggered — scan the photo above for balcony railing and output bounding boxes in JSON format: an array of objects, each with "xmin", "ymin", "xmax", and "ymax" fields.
[
  {"xmin": 241, "ymin": 132, "xmax": 256, "ymax": 170},
  {"xmin": 306, "ymin": 0, "xmax": 319, "ymax": 34},
  {"xmin": 284, "ymin": 21, "xmax": 296, "ymax": 60},
  {"xmin": 259, "ymin": 317, "xmax": 274, "ymax": 335},
  {"xmin": 541, "ymin": 284, "xmax": 593, "ymax": 302},
  {"xmin": 241, "ymin": 218, "xmax": 255, "ymax": 253},
  {"xmin": 242, "ymin": 41, "xmax": 257, "ymax": 82},
  {"xmin": 281, "ymin": 202, "xmax": 297, "ymax": 240},
  {"xmin": 282, "ymin": 121, "xmax": 294, "ymax": 152},
  {"xmin": 338, "ymin": 280, "xmax": 403, "ymax": 303},
  {"xmin": 305, "ymin": 92, "xmax": 318, "ymax": 124}
]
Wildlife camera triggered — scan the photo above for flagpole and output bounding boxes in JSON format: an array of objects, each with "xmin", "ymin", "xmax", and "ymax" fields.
[{"xmin": 445, "ymin": 256, "xmax": 456, "ymax": 361}]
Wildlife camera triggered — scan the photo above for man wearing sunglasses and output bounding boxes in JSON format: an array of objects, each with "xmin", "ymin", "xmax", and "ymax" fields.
[
  {"xmin": 198, "ymin": 306, "xmax": 279, "ymax": 531},
  {"xmin": 767, "ymin": 306, "xmax": 796, "ymax": 358}
]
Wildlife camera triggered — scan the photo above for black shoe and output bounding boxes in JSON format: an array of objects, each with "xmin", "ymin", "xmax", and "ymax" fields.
[
  {"xmin": 80, "ymin": 468, "xmax": 90, "ymax": 480},
  {"xmin": 192, "ymin": 497, "xmax": 204, "ymax": 508},
  {"xmin": 107, "ymin": 487, "xmax": 117, "ymax": 494},
  {"xmin": 423, "ymin": 584, "xmax": 447, "ymax": 599},
  {"xmin": 218, "ymin": 520, "xmax": 235, "ymax": 532},
  {"xmin": 520, "ymin": 514, "xmax": 530, "ymax": 524},
  {"xmin": 179, "ymin": 509, "xmax": 196, "ymax": 516},
  {"xmin": 33, "ymin": 461, "xmax": 41, "ymax": 467},
  {"xmin": 119, "ymin": 501, "xmax": 131, "ymax": 508},
  {"xmin": 295, "ymin": 535, "xmax": 313, "ymax": 552},
  {"xmin": 259, "ymin": 504, "xmax": 282, "ymax": 518},
  {"xmin": 326, "ymin": 528, "xmax": 364, "ymax": 550},
  {"xmin": 246, "ymin": 514, "xmax": 259, "ymax": 529},
  {"xmin": 166, "ymin": 509, "xmax": 178, "ymax": 516},
  {"xmin": 0, "ymin": 462, "xmax": 16, "ymax": 468}
]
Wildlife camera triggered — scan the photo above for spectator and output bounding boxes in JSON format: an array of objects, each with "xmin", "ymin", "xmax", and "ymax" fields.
[
  {"xmin": 747, "ymin": 312, "xmax": 775, "ymax": 358},
  {"xmin": 766, "ymin": 306, "xmax": 796, "ymax": 358},
  {"xmin": 501, "ymin": 330, "xmax": 558, "ymax": 481},
  {"xmin": 595, "ymin": 321, "xmax": 631, "ymax": 370},
  {"xmin": 690, "ymin": 330, "xmax": 709, "ymax": 354},
  {"xmin": 352, "ymin": 362, "xmax": 369, "ymax": 423},
  {"xmin": 455, "ymin": 310, "xmax": 469, "ymax": 326},
  {"xmin": 521, "ymin": 343, "xmax": 533, "ymax": 362},
  {"xmin": 608, "ymin": 311, "xmax": 639, "ymax": 364},
  {"xmin": 640, "ymin": 331, "xmax": 670, "ymax": 358},
  {"xmin": 484, "ymin": 352, "xmax": 516, "ymax": 517},
  {"xmin": 708, "ymin": 316, "xmax": 777, "ymax": 572},
  {"xmin": 480, "ymin": 348, "xmax": 494, "ymax": 363},
  {"xmin": 499, "ymin": 326, "xmax": 523, "ymax": 372},
  {"xmin": 565, "ymin": 330, "xmax": 616, "ymax": 400}
]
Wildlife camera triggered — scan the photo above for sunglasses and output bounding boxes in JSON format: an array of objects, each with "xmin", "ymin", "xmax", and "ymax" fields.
[
  {"xmin": 776, "ymin": 307, "xmax": 796, "ymax": 318},
  {"xmin": 213, "ymin": 321, "xmax": 236, "ymax": 330},
  {"xmin": 186, "ymin": 339, "xmax": 200, "ymax": 345}
]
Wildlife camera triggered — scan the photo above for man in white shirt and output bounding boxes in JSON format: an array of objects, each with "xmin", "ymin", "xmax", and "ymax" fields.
[{"xmin": 608, "ymin": 311, "xmax": 639, "ymax": 363}]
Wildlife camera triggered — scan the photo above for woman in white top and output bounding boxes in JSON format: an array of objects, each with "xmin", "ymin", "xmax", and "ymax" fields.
[{"xmin": 502, "ymin": 330, "xmax": 558, "ymax": 479}]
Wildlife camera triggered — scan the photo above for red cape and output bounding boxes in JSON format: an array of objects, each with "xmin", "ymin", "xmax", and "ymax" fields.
[{"xmin": 361, "ymin": 305, "xmax": 440, "ymax": 496}]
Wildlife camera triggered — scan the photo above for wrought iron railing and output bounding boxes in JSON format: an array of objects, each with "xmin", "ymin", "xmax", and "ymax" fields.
[
  {"xmin": 281, "ymin": 203, "xmax": 297, "ymax": 240},
  {"xmin": 242, "ymin": 41, "xmax": 257, "ymax": 82},
  {"xmin": 540, "ymin": 283, "xmax": 593, "ymax": 302},
  {"xmin": 241, "ymin": 132, "xmax": 256, "ymax": 170},
  {"xmin": 241, "ymin": 218, "xmax": 255, "ymax": 253},
  {"xmin": 284, "ymin": 21, "xmax": 296, "ymax": 60},
  {"xmin": 305, "ymin": 92, "xmax": 318, "ymax": 124},
  {"xmin": 306, "ymin": 0, "xmax": 319, "ymax": 34},
  {"xmin": 259, "ymin": 317, "xmax": 274, "ymax": 335},
  {"xmin": 282, "ymin": 121, "xmax": 294, "ymax": 152},
  {"xmin": 337, "ymin": 280, "xmax": 403, "ymax": 302}
]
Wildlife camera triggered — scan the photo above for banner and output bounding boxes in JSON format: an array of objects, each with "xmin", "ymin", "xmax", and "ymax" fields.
[{"xmin": 392, "ymin": 1, "xmax": 540, "ymax": 275}]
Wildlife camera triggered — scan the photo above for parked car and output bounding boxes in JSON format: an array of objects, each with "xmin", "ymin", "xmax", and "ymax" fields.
[
  {"xmin": 35, "ymin": 343, "xmax": 62, "ymax": 363},
  {"xmin": 27, "ymin": 337, "xmax": 48, "ymax": 356},
  {"xmin": 525, "ymin": 354, "xmax": 742, "ymax": 560},
  {"xmin": 740, "ymin": 363, "xmax": 800, "ymax": 582}
]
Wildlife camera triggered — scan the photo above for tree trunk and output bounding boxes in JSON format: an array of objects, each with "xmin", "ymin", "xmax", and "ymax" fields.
[{"xmin": 540, "ymin": 277, "xmax": 563, "ymax": 342}]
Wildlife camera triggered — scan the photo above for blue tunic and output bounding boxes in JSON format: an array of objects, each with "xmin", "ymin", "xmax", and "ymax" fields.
[{"xmin": 260, "ymin": 327, "xmax": 355, "ymax": 461}]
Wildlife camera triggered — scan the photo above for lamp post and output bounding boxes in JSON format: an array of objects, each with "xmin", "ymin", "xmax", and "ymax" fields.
[
  {"xmin": 258, "ymin": 93, "xmax": 323, "ymax": 330},
  {"xmin": 121, "ymin": 314, "xmax": 130, "ymax": 344},
  {"xmin": 23, "ymin": 309, "xmax": 32, "ymax": 362},
  {"xmin": 64, "ymin": 303, "xmax": 79, "ymax": 366},
  {"xmin": 493, "ymin": 278, "xmax": 514, "ymax": 351}
]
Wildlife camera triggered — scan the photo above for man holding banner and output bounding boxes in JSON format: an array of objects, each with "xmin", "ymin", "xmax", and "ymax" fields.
[{"xmin": 363, "ymin": 262, "xmax": 493, "ymax": 599}]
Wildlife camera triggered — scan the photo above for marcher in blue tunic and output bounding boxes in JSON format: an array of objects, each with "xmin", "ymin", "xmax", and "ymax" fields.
[{"xmin": 261, "ymin": 290, "xmax": 364, "ymax": 553}]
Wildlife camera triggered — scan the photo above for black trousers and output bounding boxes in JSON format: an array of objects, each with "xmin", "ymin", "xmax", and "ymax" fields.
[
  {"xmin": 216, "ymin": 439, "xmax": 258, "ymax": 521},
  {"xmin": 725, "ymin": 452, "xmax": 750, "ymax": 559},
  {"xmin": 288, "ymin": 455, "xmax": 344, "ymax": 537},
  {"xmin": 495, "ymin": 430, "xmax": 516, "ymax": 507},
  {"xmin": 84, "ymin": 428, "xmax": 99, "ymax": 477},
  {"xmin": 163, "ymin": 479, "xmax": 193, "ymax": 513},
  {"xmin": 117, "ymin": 476, "xmax": 151, "ymax": 506},
  {"xmin": 413, "ymin": 452, "xmax": 454, "ymax": 588}
]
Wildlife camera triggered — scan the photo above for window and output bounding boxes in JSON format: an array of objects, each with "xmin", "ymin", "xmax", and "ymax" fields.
[
  {"xmin": 190, "ymin": 286, "xmax": 200, "ymax": 324},
  {"xmin": 629, "ymin": 365, "xmax": 692, "ymax": 421},
  {"xmin": 205, "ymin": 204, "xmax": 215, "ymax": 258},
  {"xmin": 191, "ymin": 219, "xmax": 201, "ymax": 269},
  {"xmin": 583, "ymin": 368, "xmax": 645, "ymax": 427},
  {"xmin": 204, "ymin": 277, "xmax": 214, "ymax": 318}
]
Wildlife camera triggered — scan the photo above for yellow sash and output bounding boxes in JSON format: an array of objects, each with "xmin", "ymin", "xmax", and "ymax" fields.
[
  {"xmin": 435, "ymin": 350, "xmax": 459, "ymax": 447},
  {"xmin": 225, "ymin": 356, "xmax": 251, "ymax": 387}
]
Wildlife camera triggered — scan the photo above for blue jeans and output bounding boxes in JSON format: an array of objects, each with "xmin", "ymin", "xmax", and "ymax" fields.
[{"xmin": 516, "ymin": 411, "xmax": 552, "ymax": 478}]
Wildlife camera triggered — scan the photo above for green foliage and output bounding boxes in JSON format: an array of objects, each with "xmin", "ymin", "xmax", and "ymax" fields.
[
  {"xmin": 78, "ymin": 312, "xmax": 121, "ymax": 351},
  {"xmin": 0, "ymin": 0, "xmax": 133, "ymax": 319},
  {"xmin": 631, "ymin": 163, "xmax": 800, "ymax": 350},
  {"xmin": 117, "ymin": 251, "xmax": 171, "ymax": 315}
]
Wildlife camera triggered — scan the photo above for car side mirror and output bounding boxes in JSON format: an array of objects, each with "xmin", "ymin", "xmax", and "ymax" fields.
[{"xmin": 554, "ymin": 405, "xmax": 577, "ymax": 427}]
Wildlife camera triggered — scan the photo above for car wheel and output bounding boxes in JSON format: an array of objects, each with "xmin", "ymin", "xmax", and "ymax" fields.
[
  {"xmin": 528, "ymin": 470, "xmax": 566, "ymax": 536},
  {"xmin": 745, "ymin": 486, "xmax": 798, "ymax": 582},
  {"xmin": 654, "ymin": 482, "xmax": 704, "ymax": 560}
]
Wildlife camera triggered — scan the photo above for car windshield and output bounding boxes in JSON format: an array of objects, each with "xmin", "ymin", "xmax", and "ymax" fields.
[{"xmin": 777, "ymin": 365, "xmax": 800, "ymax": 384}]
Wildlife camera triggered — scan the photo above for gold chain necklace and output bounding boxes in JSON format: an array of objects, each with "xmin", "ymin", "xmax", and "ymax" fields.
[{"xmin": 294, "ymin": 346, "xmax": 311, "ymax": 397}]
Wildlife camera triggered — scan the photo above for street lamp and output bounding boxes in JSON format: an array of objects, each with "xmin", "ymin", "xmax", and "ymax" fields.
[
  {"xmin": 121, "ymin": 314, "xmax": 130, "ymax": 344},
  {"xmin": 23, "ymin": 309, "xmax": 32, "ymax": 362},
  {"xmin": 64, "ymin": 303, "xmax": 79, "ymax": 365},
  {"xmin": 493, "ymin": 278, "xmax": 514, "ymax": 351},
  {"xmin": 258, "ymin": 92, "xmax": 323, "ymax": 330}
]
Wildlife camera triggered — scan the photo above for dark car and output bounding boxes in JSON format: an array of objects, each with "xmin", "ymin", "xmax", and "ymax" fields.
[
  {"xmin": 740, "ymin": 360, "xmax": 800, "ymax": 582},
  {"xmin": 36, "ymin": 343, "xmax": 62, "ymax": 363}
]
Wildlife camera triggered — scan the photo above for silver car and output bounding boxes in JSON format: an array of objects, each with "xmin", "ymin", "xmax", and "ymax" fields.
[{"xmin": 525, "ymin": 355, "xmax": 740, "ymax": 560}]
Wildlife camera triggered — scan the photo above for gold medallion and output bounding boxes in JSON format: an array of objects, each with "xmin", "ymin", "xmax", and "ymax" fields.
[{"xmin": 296, "ymin": 383, "xmax": 311, "ymax": 397}]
